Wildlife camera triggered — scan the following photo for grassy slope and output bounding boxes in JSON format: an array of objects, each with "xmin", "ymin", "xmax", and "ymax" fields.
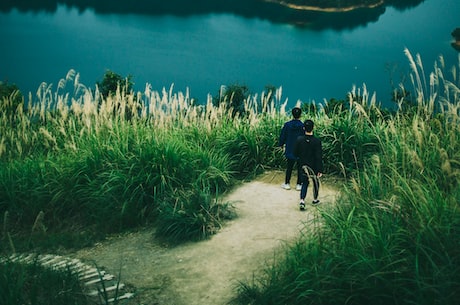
[
  {"xmin": 0, "ymin": 50, "xmax": 459, "ymax": 304},
  {"xmin": 231, "ymin": 50, "xmax": 460, "ymax": 305}
]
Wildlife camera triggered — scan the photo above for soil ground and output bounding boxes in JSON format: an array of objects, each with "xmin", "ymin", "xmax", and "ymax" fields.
[{"xmin": 69, "ymin": 170, "xmax": 340, "ymax": 305}]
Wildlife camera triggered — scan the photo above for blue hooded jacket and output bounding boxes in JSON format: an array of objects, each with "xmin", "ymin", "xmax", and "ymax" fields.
[{"xmin": 278, "ymin": 119, "xmax": 304, "ymax": 160}]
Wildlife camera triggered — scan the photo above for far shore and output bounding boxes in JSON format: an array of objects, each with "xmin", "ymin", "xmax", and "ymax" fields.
[
  {"xmin": 263, "ymin": 0, "xmax": 385, "ymax": 12},
  {"xmin": 452, "ymin": 41, "xmax": 460, "ymax": 51}
]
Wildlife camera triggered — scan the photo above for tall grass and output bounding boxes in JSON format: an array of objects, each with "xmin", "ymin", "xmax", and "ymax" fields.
[
  {"xmin": 317, "ymin": 85, "xmax": 385, "ymax": 175},
  {"xmin": 232, "ymin": 51, "xmax": 460, "ymax": 305},
  {"xmin": 0, "ymin": 73, "xmax": 287, "ymax": 249}
]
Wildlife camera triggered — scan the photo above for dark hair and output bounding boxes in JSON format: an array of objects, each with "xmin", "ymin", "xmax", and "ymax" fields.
[
  {"xmin": 292, "ymin": 107, "xmax": 301, "ymax": 119},
  {"xmin": 304, "ymin": 119, "xmax": 314, "ymax": 132}
]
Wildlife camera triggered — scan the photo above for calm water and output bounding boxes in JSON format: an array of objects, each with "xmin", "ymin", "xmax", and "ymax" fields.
[{"xmin": 1, "ymin": 0, "xmax": 459, "ymax": 107}]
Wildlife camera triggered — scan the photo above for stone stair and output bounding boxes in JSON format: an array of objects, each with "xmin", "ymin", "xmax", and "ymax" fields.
[{"xmin": 1, "ymin": 253, "xmax": 135, "ymax": 304}]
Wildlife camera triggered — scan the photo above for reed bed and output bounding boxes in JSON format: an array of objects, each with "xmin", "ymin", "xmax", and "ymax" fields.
[
  {"xmin": 232, "ymin": 51, "xmax": 460, "ymax": 305},
  {"xmin": 0, "ymin": 71, "xmax": 288, "ymax": 250},
  {"xmin": 2, "ymin": 49, "xmax": 459, "ymax": 304}
]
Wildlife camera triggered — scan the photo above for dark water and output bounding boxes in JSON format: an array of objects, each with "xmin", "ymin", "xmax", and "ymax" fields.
[{"xmin": 1, "ymin": 0, "xmax": 459, "ymax": 107}]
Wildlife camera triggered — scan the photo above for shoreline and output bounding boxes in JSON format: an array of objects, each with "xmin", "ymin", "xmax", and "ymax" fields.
[
  {"xmin": 452, "ymin": 41, "xmax": 460, "ymax": 51},
  {"xmin": 263, "ymin": 0, "xmax": 385, "ymax": 12}
]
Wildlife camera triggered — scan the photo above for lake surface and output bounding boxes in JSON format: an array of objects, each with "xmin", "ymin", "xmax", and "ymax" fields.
[{"xmin": 1, "ymin": 0, "xmax": 459, "ymax": 107}]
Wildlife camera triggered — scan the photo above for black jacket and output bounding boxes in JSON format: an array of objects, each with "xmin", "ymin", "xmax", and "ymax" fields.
[{"xmin": 294, "ymin": 134, "xmax": 323, "ymax": 174}]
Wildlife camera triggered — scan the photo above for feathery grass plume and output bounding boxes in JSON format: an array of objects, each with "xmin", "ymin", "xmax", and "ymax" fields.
[
  {"xmin": 82, "ymin": 90, "xmax": 97, "ymax": 132},
  {"xmin": 15, "ymin": 140, "xmax": 23, "ymax": 157},
  {"xmin": 439, "ymin": 152, "xmax": 455, "ymax": 180},
  {"xmin": 31, "ymin": 211, "xmax": 46, "ymax": 234},
  {"xmin": 416, "ymin": 52, "xmax": 428, "ymax": 97},
  {"xmin": 452, "ymin": 56, "xmax": 459, "ymax": 83},
  {"xmin": 404, "ymin": 47, "xmax": 424, "ymax": 103},
  {"xmin": 0, "ymin": 138, "xmax": 5, "ymax": 158},
  {"xmin": 55, "ymin": 93, "xmax": 69, "ymax": 122},
  {"xmin": 39, "ymin": 127, "xmax": 57, "ymax": 149},
  {"xmin": 411, "ymin": 116, "xmax": 424, "ymax": 147}
]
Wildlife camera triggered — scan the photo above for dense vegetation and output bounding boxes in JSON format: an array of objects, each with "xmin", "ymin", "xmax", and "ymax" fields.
[
  {"xmin": 0, "ymin": 70, "xmax": 298, "ymax": 252},
  {"xmin": 0, "ymin": 71, "xmax": 286, "ymax": 303},
  {"xmin": 1, "ymin": 49, "xmax": 459, "ymax": 304},
  {"xmin": 231, "ymin": 50, "xmax": 460, "ymax": 305}
]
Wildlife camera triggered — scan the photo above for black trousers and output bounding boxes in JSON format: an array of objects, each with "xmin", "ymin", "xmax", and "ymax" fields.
[
  {"xmin": 285, "ymin": 158, "xmax": 302, "ymax": 185},
  {"xmin": 300, "ymin": 165, "xmax": 320, "ymax": 200}
]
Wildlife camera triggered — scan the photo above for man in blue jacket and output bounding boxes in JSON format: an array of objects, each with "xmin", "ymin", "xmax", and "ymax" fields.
[{"xmin": 278, "ymin": 107, "xmax": 304, "ymax": 190}]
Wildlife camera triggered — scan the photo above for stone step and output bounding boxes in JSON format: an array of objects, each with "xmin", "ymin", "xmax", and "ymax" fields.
[{"xmin": 1, "ymin": 253, "xmax": 135, "ymax": 303}]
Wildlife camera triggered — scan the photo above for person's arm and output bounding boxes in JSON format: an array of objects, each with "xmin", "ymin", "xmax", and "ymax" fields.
[{"xmin": 278, "ymin": 124, "xmax": 286, "ymax": 147}]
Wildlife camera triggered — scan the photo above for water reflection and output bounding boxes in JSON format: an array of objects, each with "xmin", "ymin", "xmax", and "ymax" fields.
[{"xmin": 1, "ymin": 0, "xmax": 424, "ymax": 30}]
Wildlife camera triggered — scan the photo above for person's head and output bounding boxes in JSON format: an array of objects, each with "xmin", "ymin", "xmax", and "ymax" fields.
[
  {"xmin": 304, "ymin": 119, "xmax": 314, "ymax": 133},
  {"xmin": 291, "ymin": 107, "xmax": 301, "ymax": 119}
]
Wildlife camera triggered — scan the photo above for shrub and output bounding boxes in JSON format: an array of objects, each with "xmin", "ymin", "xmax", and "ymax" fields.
[
  {"xmin": 96, "ymin": 70, "xmax": 133, "ymax": 98},
  {"xmin": 213, "ymin": 83, "xmax": 250, "ymax": 117}
]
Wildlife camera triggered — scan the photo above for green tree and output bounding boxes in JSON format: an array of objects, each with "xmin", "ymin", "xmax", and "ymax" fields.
[
  {"xmin": 213, "ymin": 84, "xmax": 250, "ymax": 117},
  {"xmin": 96, "ymin": 70, "xmax": 134, "ymax": 98},
  {"xmin": 452, "ymin": 27, "xmax": 460, "ymax": 39}
]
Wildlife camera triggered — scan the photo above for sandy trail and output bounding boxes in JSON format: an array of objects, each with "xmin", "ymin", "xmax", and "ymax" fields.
[{"xmin": 70, "ymin": 171, "xmax": 339, "ymax": 305}]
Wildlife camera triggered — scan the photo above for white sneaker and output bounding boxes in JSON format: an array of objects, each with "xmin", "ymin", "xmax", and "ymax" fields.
[
  {"xmin": 295, "ymin": 184, "xmax": 302, "ymax": 191},
  {"xmin": 281, "ymin": 183, "xmax": 291, "ymax": 190},
  {"xmin": 299, "ymin": 200, "xmax": 306, "ymax": 211}
]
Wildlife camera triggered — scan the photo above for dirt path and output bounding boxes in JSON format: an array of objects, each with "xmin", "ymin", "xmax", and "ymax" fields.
[{"xmin": 69, "ymin": 171, "xmax": 339, "ymax": 305}]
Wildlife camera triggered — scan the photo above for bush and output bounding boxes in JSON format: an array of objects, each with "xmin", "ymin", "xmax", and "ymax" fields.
[
  {"xmin": 96, "ymin": 70, "xmax": 133, "ymax": 98},
  {"xmin": 213, "ymin": 84, "xmax": 250, "ymax": 117}
]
